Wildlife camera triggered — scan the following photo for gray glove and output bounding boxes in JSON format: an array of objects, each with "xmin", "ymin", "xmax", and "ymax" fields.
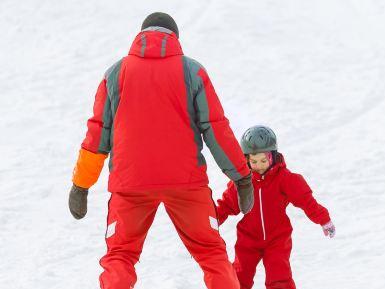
[
  {"xmin": 68, "ymin": 184, "xmax": 88, "ymax": 219},
  {"xmin": 235, "ymin": 173, "xmax": 254, "ymax": 214}
]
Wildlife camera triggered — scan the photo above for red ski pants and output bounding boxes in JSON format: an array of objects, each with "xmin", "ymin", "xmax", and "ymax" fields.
[
  {"xmin": 233, "ymin": 234, "xmax": 296, "ymax": 289},
  {"xmin": 99, "ymin": 187, "xmax": 240, "ymax": 289}
]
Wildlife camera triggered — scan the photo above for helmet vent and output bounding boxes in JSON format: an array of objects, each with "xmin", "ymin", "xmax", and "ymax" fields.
[{"xmin": 240, "ymin": 125, "xmax": 278, "ymax": 154}]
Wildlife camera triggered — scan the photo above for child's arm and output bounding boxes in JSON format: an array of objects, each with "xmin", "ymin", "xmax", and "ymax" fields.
[
  {"xmin": 216, "ymin": 182, "xmax": 241, "ymax": 225},
  {"xmin": 282, "ymin": 172, "xmax": 331, "ymax": 226}
]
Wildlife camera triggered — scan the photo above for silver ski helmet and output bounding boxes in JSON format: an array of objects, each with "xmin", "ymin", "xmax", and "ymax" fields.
[{"xmin": 240, "ymin": 125, "xmax": 277, "ymax": 154}]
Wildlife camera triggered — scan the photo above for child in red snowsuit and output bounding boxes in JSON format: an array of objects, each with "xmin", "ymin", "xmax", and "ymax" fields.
[{"xmin": 216, "ymin": 125, "xmax": 335, "ymax": 289}]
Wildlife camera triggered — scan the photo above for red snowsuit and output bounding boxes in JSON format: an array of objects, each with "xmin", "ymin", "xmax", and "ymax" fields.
[
  {"xmin": 72, "ymin": 28, "xmax": 250, "ymax": 289},
  {"xmin": 217, "ymin": 154, "xmax": 330, "ymax": 289}
]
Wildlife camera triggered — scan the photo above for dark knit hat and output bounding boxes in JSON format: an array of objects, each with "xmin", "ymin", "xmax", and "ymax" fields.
[{"xmin": 141, "ymin": 12, "xmax": 179, "ymax": 38}]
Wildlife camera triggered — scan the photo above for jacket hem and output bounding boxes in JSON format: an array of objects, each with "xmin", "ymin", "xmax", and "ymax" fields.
[{"xmin": 108, "ymin": 181, "xmax": 209, "ymax": 193}]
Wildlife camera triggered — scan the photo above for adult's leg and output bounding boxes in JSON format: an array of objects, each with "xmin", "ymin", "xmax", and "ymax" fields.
[
  {"xmin": 263, "ymin": 235, "xmax": 296, "ymax": 289},
  {"xmin": 162, "ymin": 187, "xmax": 240, "ymax": 289},
  {"xmin": 233, "ymin": 242, "xmax": 263, "ymax": 289},
  {"xmin": 99, "ymin": 191, "xmax": 161, "ymax": 289}
]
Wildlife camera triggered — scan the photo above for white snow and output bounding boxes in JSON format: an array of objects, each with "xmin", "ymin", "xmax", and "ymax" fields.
[{"xmin": 1, "ymin": 0, "xmax": 385, "ymax": 288}]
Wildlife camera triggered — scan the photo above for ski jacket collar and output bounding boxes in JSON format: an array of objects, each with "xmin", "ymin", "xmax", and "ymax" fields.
[
  {"xmin": 252, "ymin": 153, "xmax": 286, "ymax": 181},
  {"xmin": 128, "ymin": 29, "xmax": 183, "ymax": 58}
]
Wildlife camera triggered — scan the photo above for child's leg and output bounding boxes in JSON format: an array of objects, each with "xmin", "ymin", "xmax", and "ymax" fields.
[
  {"xmin": 99, "ymin": 191, "xmax": 161, "ymax": 289},
  {"xmin": 262, "ymin": 235, "xmax": 296, "ymax": 289},
  {"xmin": 233, "ymin": 243, "xmax": 263, "ymax": 289},
  {"xmin": 163, "ymin": 187, "xmax": 240, "ymax": 289}
]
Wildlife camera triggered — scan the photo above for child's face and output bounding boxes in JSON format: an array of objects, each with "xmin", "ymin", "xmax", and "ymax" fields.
[{"xmin": 249, "ymin": 153, "xmax": 271, "ymax": 174}]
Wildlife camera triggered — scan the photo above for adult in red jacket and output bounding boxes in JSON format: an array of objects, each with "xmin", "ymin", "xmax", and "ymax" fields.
[
  {"xmin": 217, "ymin": 125, "xmax": 335, "ymax": 289},
  {"xmin": 68, "ymin": 13, "xmax": 254, "ymax": 289}
]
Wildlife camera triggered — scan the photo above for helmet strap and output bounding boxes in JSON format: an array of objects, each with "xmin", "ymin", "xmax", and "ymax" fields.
[{"xmin": 265, "ymin": 152, "xmax": 273, "ymax": 166}]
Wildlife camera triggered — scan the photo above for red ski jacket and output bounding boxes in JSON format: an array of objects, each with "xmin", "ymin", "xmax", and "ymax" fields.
[
  {"xmin": 217, "ymin": 154, "xmax": 330, "ymax": 241},
  {"xmin": 73, "ymin": 29, "xmax": 250, "ymax": 192}
]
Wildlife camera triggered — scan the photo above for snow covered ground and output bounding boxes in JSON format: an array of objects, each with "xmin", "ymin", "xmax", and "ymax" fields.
[{"xmin": 1, "ymin": 0, "xmax": 385, "ymax": 288}]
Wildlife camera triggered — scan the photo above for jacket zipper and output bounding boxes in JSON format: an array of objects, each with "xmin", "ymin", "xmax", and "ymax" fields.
[{"xmin": 259, "ymin": 176, "xmax": 266, "ymax": 240}]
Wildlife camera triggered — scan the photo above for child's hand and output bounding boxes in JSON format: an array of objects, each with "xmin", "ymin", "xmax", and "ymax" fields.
[{"xmin": 322, "ymin": 221, "xmax": 336, "ymax": 238}]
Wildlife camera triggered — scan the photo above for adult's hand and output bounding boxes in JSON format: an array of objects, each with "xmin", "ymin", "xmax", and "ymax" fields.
[
  {"xmin": 235, "ymin": 173, "xmax": 254, "ymax": 214},
  {"xmin": 68, "ymin": 184, "xmax": 88, "ymax": 220}
]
